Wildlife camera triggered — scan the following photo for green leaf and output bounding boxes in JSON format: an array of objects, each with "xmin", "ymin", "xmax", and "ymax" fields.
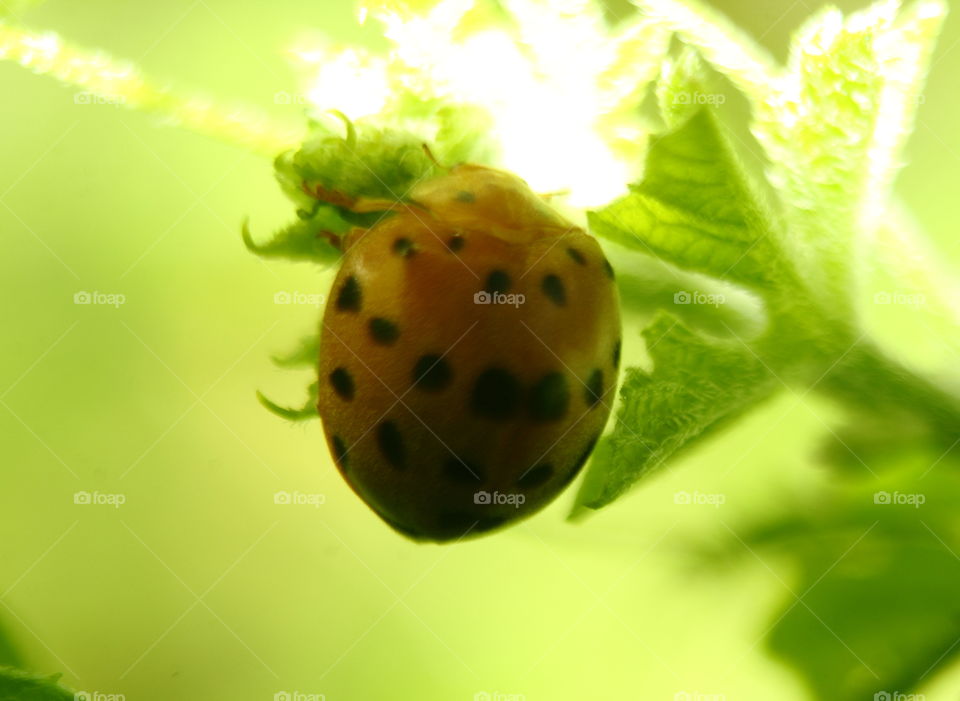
[
  {"xmin": 635, "ymin": 0, "xmax": 777, "ymax": 99},
  {"xmin": 0, "ymin": 667, "xmax": 74, "ymax": 701},
  {"xmin": 574, "ymin": 313, "xmax": 778, "ymax": 510},
  {"xmin": 588, "ymin": 108, "xmax": 789, "ymax": 291},
  {"xmin": 575, "ymin": 0, "xmax": 956, "ymax": 516},
  {"xmin": 286, "ymin": 122, "xmax": 435, "ymax": 202},
  {"xmin": 413, "ymin": 102, "xmax": 497, "ymax": 166},
  {"xmin": 242, "ymin": 215, "xmax": 343, "ymax": 266},
  {"xmin": 575, "ymin": 104, "xmax": 795, "ymax": 512},
  {"xmin": 749, "ymin": 1, "xmax": 946, "ymax": 315},
  {"xmin": 639, "ymin": 0, "xmax": 947, "ymax": 320},
  {"xmin": 253, "ymin": 113, "xmax": 457, "ymax": 270},
  {"xmin": 719, "ymin": 463, "xmax": 960, "ymax": 701}
]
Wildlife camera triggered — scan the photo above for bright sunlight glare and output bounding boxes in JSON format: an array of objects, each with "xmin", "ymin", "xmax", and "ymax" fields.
[{"xmin": 294, "ymin": 0, "xmax": 666, "ymax": 207}]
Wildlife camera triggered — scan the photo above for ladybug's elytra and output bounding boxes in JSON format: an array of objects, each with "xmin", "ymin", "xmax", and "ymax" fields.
[{"xmin": 314, "ymin": 163, "xmax": 621, "ymax": 541}]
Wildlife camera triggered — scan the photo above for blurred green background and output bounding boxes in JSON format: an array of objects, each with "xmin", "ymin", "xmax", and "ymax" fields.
[{"xmin": 1, "ymin": 1, "xmax": 959, "ymax": 699}]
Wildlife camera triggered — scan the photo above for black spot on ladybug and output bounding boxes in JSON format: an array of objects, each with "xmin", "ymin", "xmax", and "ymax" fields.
[
  {"xmin": 332, "ymin": 435, "xmax": 349, "ymax": 470},
  {"xmin": 446, "ymin": 235, "xmax": 465, "ymax": 252},
  {"xmin": 484, "ymin": 270, "xmax": 512, "ymax": 295},
  {"xmin": 455, "ymin": 190, "xmax": 476, "ymax": 203},
  {"xmin": 329, "ymin": 367, "xmax": 354, "ymax": 400},
  {"xmin": 392, "ymin": 237, "xmax": 417, "ymax": 258},
  {"xmin": 613, "ymin": 339, "xmax": 622, "ymax": 368},
  {"xmin": 369, "ymin": 317, "xmax": 400, "ymax": 345},
  {"xmin": 412, "ymin": 354, "xmax": 453, "ymax": 391},
  {"xmin": 585, "ymin": 369, "xmax": 605, "ymax": 407},
  {"xmin": 443, "ymin": 457, "xmax": 484, "ymax": 483},
  {"xmin": 530, "ymin": 372, "xmax": 569, "ymax": 421},
  {"xmin": 471, "ymin": 367, "xmax": 521, "ymax": 420},
  {"xmin": 517, "ymin": 464, "xmax": 553, "ymax": 488},
  {"xmin": 542, "ymin": 274, "xmax": 567, "ymax": 306},
  {"xmin": 336, "ymin": 275, "xmax": 362, "ymax": 312},
  {"xmin": 566, "ymin": 247, "xmax": 587, "ymax": 265},
  {"xmin": 376, "ymin": 421, "xmax": 406, "ymax": 469},
  {"xmin": 602, "ymin": 257, "xmax": 615, "ymax": 279}
]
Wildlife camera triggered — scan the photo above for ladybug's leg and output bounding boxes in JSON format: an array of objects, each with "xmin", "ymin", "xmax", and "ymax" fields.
[
  {"xmin": 350, "ymin": 197, "xmax": 428, "ymax": 214},
  {"xmin": 342, "ymin": 227, "xmax": 375, "ymax": 252},
  {"xmin": 316, "ymin": 228, "xmax": 346, "ymax": 251},
  {"xmin": 302, "ymin": 182, "xmax": 356, "ymax": 210},
  {"xmin": 302, "ymin": 181, "xmax": 427, "ymax": 216},
  {"xmin": 312, "ymin": 227, "xmax": 369, "ymax": 253}
]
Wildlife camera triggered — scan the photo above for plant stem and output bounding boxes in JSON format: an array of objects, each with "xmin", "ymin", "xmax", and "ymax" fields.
[{"xmin": 815, "ymin": 338, "xmax": 960, "ymax": 453}]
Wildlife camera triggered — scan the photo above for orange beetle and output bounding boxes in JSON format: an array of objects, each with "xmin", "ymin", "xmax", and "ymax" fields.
[{"xmin": 314, "ymin": 163, "xmax": 621, "ymax": 541}]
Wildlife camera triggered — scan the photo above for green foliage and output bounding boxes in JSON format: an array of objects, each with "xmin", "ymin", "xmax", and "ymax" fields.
[
  {"xmin": 750, "ymin": 1, "xmax": 946, "ymax": 318},
  {"xmin": 575, "ymin": 313, "xmax": 777, "ymax": 508},
  {"xmin": 575, "ymin": 104, "xmax": 811, "ymax": 510},
  {"xmin": 231, "ymin": 3, "xmax": 958, "ymax": 693},
  {"xmin": 0, "ymin": 667, "xmax": 74, "ymax": 701},
  {"xmin": 1, "ymin": 0, "xmax": 955, "ymax": 697},
  {"xmin": 242, "ymin": 216, "xmax": 343, "ymax": 265},
  {"xmin": 576, "ymin": 0, "xmax": 957, "ymax": 507},
  {"xmin": 587, "ymin": 108, "xmax": 789, "ymax": 291},
  {"xmin": 572, "ymin": 2, "xmax": 960, "ymax": 698},
  {"xmin": 710, "ymin": 462, "xmax": 960, "ymax": 701},
  {"xmin": 0, "ymin": 625, "xmax": 19, "ymax": 669},
  {"xmin": 247, "ymin": 105, "xmax": 496, "ymax": 267},
  {"xmin": 280, "ymin": 121, "xmax": 433, "ymax": 204},
  {"xmin": 246, "ymin": 117, "xmax": 436, "ymax": 267}
]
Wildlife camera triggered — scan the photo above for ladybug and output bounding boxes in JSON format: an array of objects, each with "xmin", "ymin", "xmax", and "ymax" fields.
[{"xmin": 312, "ymin": 162, "xmax": 621, "ymax": 541}]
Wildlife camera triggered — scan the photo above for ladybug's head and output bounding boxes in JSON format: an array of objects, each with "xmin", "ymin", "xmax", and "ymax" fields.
[{"xmin": 409, "ymin": 164, "xmax": 576, "ymax": 242}]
